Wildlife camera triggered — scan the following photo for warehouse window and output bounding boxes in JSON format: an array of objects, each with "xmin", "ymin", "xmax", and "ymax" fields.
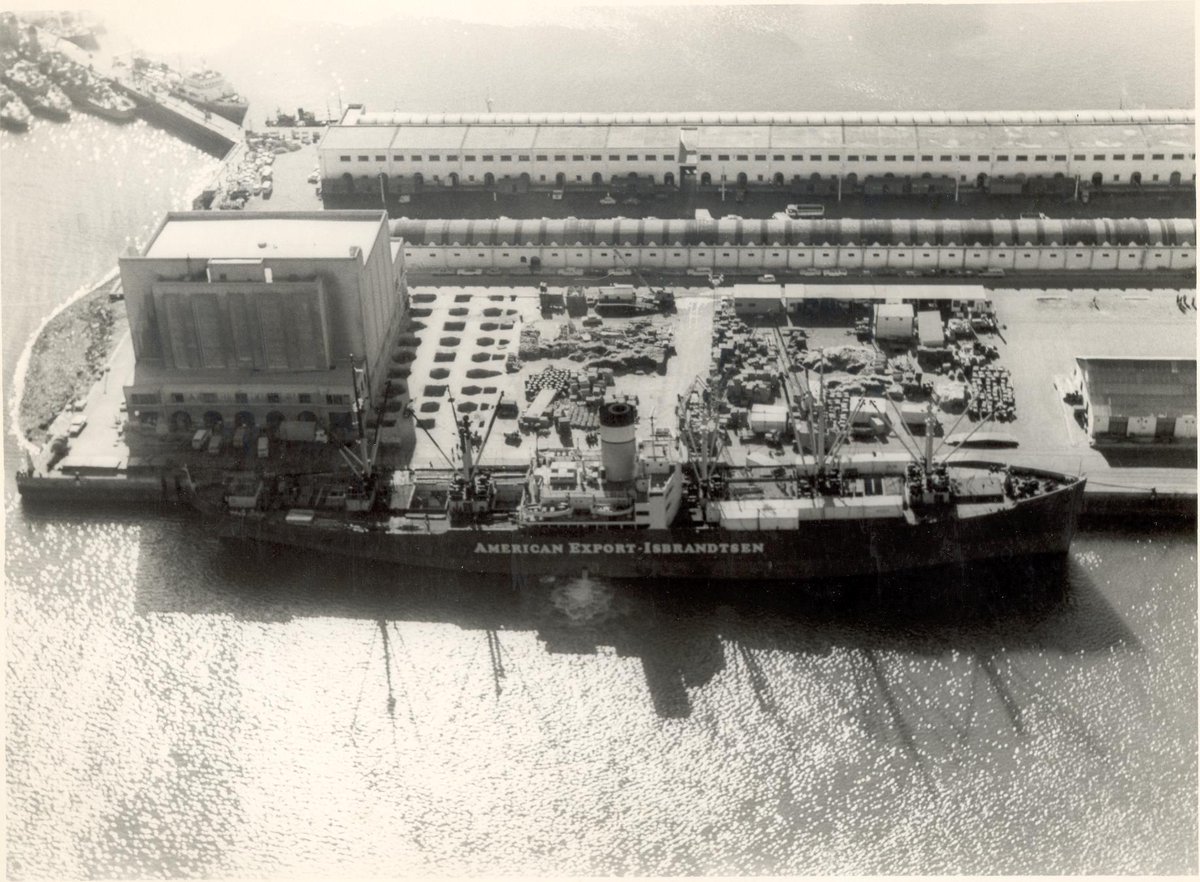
[
  {"xmin": 326, "ymin": 394, "xmax": 349, "ymax": 406},
  {"xmin": 902, "ymin": 155, "xmax": 914, "ymax": 161},
  {"xmin": 590, "ymin": 155, "xmax": 601, "ymax": 161},
  {"xmin": 757, "ymin": 175, "xmax": 764, "ymax": 181},
  {"xmin": 1093, "ymin": 154, "xmax": 1104, "ymax": 160},
  {"xmin": 828, "ymin": 154, "xmax": 840, "ymax": 161},
  {"xmin": 977, "ymin": 155, "xmax": 988, "ymax": 161},
  {"xmin": 340, "ymin": 155, "xmax": 350, "ymax": 162},
  {"xmin": 502, "ymin": 252, "xmax": 509, "ymax": 257},
  {"xmin": 171, "ymin": 393, "xmax": 185, "ymax": 403},
  {"xmin": 1171, "ymin": 153, "xmax": 1185, "ymax": 160},
  {"xmin": 644, "ymin": 154, "xmax": 655, "ymax": 161},
  {"xmin": 773, "ymin": 154, "xmax": 784, "ymax": 161},
  {"xmin": 737, "ymin": 154, "xmax": 749, "ymax": 161},
  {"xmin": 865, "ymin": 155, "xmax": 877, "ymax": 162},
  {"xmin": 922, "ymin": 155, "xmax": 933, "ymax": 162},
  {"xmin": 609, "ymin": 154, "xmax": 620, "ymax": 161},
  {"xmin": 722, "ymin": 252, "xmax": 730, "ymax": 257},
  {"xmin": 1016, "ymin": 155, "xmax": 1028, "ymax": 162},
  {"xmin": 959, "ymin": 155, "xmax": 970, "ymax": 161},
  {"xmin": 375, "ymin": 154, "xmax": 385, "ymax": 162},
  {"xmin": 482, "ymin": 155, "xmax": 494, "ymax": 162},
  {"xmin": 1152, "ymin": 174, "xmax": 1159, "ymax": 181},
  {"xmin": 1035, "ymin": 155, "xmax": 1047, "ymax": 161},
  {"xmin": 1132, "ymin": 153, "xmax": 1144, "ymax": 160},
  {"xmin": 673, "ymin": 252, "xmax": 681, "ymax": 257},
  {"xmin": 627, "ymin": 154, "xmax": 638, "ymax": 161},
  {"xmin": 265, "ymin": 393, "xmax": 280, "ymax": 404},
  {"xmin": 847, "ymin": 155, "xmax": 859, "ymax": 161},
  {"xmin": 357, "ymin": 155, "xmax": 368, "ymax": 161},
  {"xmin": 718, "ymin": 154, "xmax": 730, "ymax": 161},
  {"xmin": 554, "ymin": 154, "xmax": 566, "ymax": 161},
  {"xmin": 1113, "ymin": 154, "xmax": 1125, "ymax": 161},
  {"xmin": 424, "ymin": 154, "xmax": 437, "ymax": 161},
  {"xmin": 700, "ymin": 154, "xmax": 712, "ymax": 161},
  {"xmin": 1074, "ymin": 154, "xmax": 1085, "ymax": 160},
  {"xmin": 755, "ymin": 154, "xmax": 766, "ymax": 161},
  {"xmin": 648, "ymin": 252, "xmax": 657, "ymax": 257},
  {"xmin": 465, "ymin": 155, "xmax": 476, "ymax": 161},
  {"xmin": 1113, "ymin": 174, "xmax": 1120, "ymax": 181},
  {"xmin": 536, "ymin": 154, "xmax": 548, "ymax": 161},
  {"xmin": 411, "ymin": 155, "xmax": 421, "ymax": 161},
  {"xmin": 501, "ymin": 155, "xmax": 512, "ymax": 161},
  {"xmin": 538, "ymin": 175, "xmax": 544, "ymax": 181},
  {"xmin": 575, "ymin": 175, "xmax": 582, "ymax": 181},
  {"xmin": 884, "ymin": 155, "xmax": 895, "ymax": 161},
  {"xmin": 572, "ymin": 154, "xmax": 584, "ymax": 161},
  {"xmin": 997, "ymin": 155, "xmax": 1009, "ymax": 161},
  {"xmin": 447, "ymin": 154, "xmax": 458, "ymax": 161},
  {"xmin": 1152, "ymin": 153, "xmax": 1164, "ymax": 160},
  {"xmin": 298, "ymin": 394, "xmax": 312, "ymax": 404},
  {"xmin": 234, "ymin": 392, "xmax": 248, "ymax": 404},
  {"xmin": 520, "ymin": 155, "xmax": 530, "ymax": 161},
  {"xmin": 809, "ymin": 155, "xmax": 821, "ymax": 161},
  {"xmin": 1054, "ymin": 154, "xmax": 1066, "ymax": 161},
  {"xmin": 939, "ymin": 155, "xmax": 952, "ymax": 161}
]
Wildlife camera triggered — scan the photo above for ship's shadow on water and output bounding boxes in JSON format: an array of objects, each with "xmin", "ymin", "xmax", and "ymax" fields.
[{"xmin": 123, "ymin": 519, "xmax": 1142, "ymax": 719}]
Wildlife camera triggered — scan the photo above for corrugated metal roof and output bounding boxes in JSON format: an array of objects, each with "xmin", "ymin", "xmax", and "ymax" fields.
[
  {"xmin": 1078, "ymin": 357, "xmax": 1197, "ymax": 417},
  {"xmin": 391, "ymin": 217, "xmax": 1195, "ymax": 248}
]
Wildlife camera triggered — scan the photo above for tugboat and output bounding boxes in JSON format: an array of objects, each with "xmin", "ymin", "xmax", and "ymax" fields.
[
  {"xmin": 1, "ymin": 56, "xmax": 71, "ymax": 120},
  {"xmin": 0, "ymin": 83, "xmax": 32, "ymax": 130}
]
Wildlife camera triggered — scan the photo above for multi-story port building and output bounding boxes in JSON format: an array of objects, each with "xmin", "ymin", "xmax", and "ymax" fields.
[
  {"xmin": 118, "ymin": 210, "xmax": 405, "ymax": 435},
  {"xmin": 392, "ymin": 217, "xmax": 1196, "ymax": 275},
  {"xmin": 321, "ymin": 107, "xmax": 1195, "ymax": 195}
]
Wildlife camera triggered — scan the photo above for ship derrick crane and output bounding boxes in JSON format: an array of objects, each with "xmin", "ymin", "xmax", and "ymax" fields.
[
  {"xmin": 677, "ymin": 375, "xmax": 726, "ymax": 498},
  {"xmin": 611, "ymin": 246, "xmax": 674, "ymax": 308}
]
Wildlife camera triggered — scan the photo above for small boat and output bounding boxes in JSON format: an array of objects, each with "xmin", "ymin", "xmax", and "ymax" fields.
[
  {"xmin": 1, "ymin": 57, "xmax": 72, "ymax": 121},
  {"xmin": 0, "ymin": 84, "xmax": 32, "ymax": 130}
]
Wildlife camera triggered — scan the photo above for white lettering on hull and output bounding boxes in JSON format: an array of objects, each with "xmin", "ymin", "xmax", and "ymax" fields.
[{"xmin": 473, "ymin": 541, "xmax": 766, "ymax": 555}]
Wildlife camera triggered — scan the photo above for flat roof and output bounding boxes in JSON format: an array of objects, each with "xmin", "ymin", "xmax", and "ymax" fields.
[
  {"xmin": 143, "ymin": 212, "xmax": 387, "ymax": 260},
  {"xmin": 319, "ymin": 126, "xmax": 398, "ymax": 151},
  {"xmin": 460, "ymin": 126, "xmax": 538, "ymax": 151},
  {"xmin": 602, "ymin": 126, "xmax": 681, "ymax": 150},
  {"xmin": 391, "ymin": 125, "xmax": 469, "ymax": 150},
  {"xmin": 732, "ymin": 283, "xmax": 782, "ymax": 299}
]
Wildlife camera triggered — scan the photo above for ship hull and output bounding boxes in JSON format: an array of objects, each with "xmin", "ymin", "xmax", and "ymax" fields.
[
  {"xmin": 171, "ymin": 92, "xmax": 248, "ymax": 126},
  {"xmin": 2, "ymin": 80, "xmax": 71, "ymax": 120},
  {"xmin": 220, "ymin": 477, "xmax": 1085, "ymax": 582}
]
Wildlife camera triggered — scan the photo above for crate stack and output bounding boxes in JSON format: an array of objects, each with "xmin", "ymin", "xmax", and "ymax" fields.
[
  {"xmin": 524, "ymin": 366, "xmax": 574, "ymax": 401},
  {"xmin": 967, "ymin": 364, "xmax": 1016, "ymax": 421}
]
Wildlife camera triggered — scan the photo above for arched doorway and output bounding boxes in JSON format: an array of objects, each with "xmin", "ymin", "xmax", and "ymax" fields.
[
  {"xmin": 772, "ymin": 172, "xmax": 784, "ymax": 187},
  {"xmin": 448, "ymin": 171, "xmax": 459, "ymax": 188},
  {"xmin": 844, "ymin": 173, "xmax": 858, "ymax": 192},
  {"xmin": 1091, "ymin": 171, "xmax": 1103, "ymax": 187},
  {"xmin": 700, "ymin": 172, "xmax": 712, "ymax": 186},
  {"xmin": 592, "ymin": 172, "xmax": 604, "ymax": 187},
  {"xmin": 976, "ymin": 172, "xmax": 988, "ymax": 190},
  {"xmin": 518, "ymin": 172, "xmax": 531, "ymax": 189},
  {"xmin": 1130, "ymin": 171, "xmax": 1142, "ymax": 187},
  {"xmin": 341, "ymin": 172, "xmax": 354, "ymax": 193},
  {"xmin": 234, "ymin": 411, "xmax": 255, "ymax": 428},
  {"xmin": 555, "ymin": 172, "xmax": 566, "ymax": 188},
  {"xmin": 736, "ymin": 172, "xmax": 748, "ymax": 187},
  {"xmin": 483, "ymin": 171, "xmax": 495, "ymax": 188},
  {"xmin": 1169, "ymin": 171, "xmax": 1181, "ymax": 187},
  {"xmin": 297, "ymin": 411, "xmax": 317, "ymax": 422},
  {"xmin": 664, "ymin": 171, "xmax": 675, "ymax": 188},
  {"xmin": 170, "ymin": 411, "xmax": 192, "ymax": 433},
  {"xmin": 265, "ymin": 411, "xmax": 285, "ymax": 432},
  {"xmin": 203, "ymin": 411, "xmax": 223, "ymax": 429},
  {"xmin": 412, "ymin": 172, "xmax": 424, "ymax": 191}
]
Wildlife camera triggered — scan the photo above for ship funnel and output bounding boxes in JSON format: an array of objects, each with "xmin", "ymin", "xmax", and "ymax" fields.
[{"xmin": 599, "ymin": 401, "xmax": 637, "ymax": 483}]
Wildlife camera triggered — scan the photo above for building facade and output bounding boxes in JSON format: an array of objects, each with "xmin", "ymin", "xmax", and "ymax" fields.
[
  {"xmin": 119, "ymin": 210, "xmax": 406, "ymax": 437},
  {"xmin": 321, "ymin": 107, "xmax": 1195, "ymax": 196},
  {"xmin": 392, "ymin": 216, "xmax": 1196, "ymax": 276}
]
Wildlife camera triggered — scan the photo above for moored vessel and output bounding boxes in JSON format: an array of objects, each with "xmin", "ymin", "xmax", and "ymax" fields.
[
  {"xmin": 40, "ymin": 51, "xmax": 136, "ymax": 121},
  {"xmin": 169, "ymin": 67, "xmax": 248, "ymax": 125},
  {"xmin": 217, "ymin": 384, "xmax": 1086, "ymax": 583},
  {"xmin": 0, "ymin": 82, "xmax": 31, "ymax": 130},
  {"xmin": 1, "ymin": 56, "xmax": 71, "ymax": 120}
]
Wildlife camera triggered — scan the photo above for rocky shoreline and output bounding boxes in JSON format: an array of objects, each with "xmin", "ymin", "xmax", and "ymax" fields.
[{"xmin": 18, "ymin": 280, "xmax": 125, "ymax": 448}]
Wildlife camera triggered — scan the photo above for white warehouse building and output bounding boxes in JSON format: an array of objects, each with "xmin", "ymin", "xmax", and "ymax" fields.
[{"xmin": 321, "ymin": 107, "xmax": 1195, "ymax": 197}]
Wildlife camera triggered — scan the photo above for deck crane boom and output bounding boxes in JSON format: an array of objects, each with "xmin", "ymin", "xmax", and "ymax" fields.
[{"xmin": 611, "ymin": 246, "xmax": 675, "ymax": 309}]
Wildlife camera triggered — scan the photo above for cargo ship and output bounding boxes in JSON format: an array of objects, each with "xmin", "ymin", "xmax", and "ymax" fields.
[
  {"xmin": 0, "ymin": 82, "xmax": 31, "ymax": 130},
  {"xmin": 169, "ymin": 67, "xmax": 248, "ymax": 126},
  {"xmin": 1, "ymin": 56, "xmax": 72, "ymax": 120},
  {"xmin": 40, "ymin": 51, "xmax": 135, "ymax": 121},
  {"xmin": 218, "ymin": 380, "xmax": 1086, "ymax": 582}
]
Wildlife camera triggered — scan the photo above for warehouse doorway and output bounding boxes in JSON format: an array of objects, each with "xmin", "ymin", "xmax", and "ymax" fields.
[{"xmin": 1091, "ymin": 172, "xmax": 1103, "ymax": 187}]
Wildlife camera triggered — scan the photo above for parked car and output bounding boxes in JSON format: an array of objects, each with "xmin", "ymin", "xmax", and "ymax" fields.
[
  {"xmin": 191, "ymin": 428, "xmax": 211, "ymax": 450},
  {"xmin": 68, "ymin": 415, "xmax": 87, "ymax": 437},
  {"xmin": 757, "ymin": 274, "xmax": 777, "ymax": 283}
]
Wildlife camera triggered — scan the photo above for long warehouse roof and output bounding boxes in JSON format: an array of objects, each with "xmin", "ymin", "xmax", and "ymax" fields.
[
  {"xmin": 344, "ymin": 108, "xmax": 1194, "ymax": 127},
  {"xmin": 391, "ymin": 217, "xmax": 1196, "ymax": 248}
]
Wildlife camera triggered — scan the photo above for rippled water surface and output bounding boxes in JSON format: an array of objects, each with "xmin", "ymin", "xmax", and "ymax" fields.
[{"xmin": 4, "ymin": 4, "xmax": 1197, "ymax": 877}]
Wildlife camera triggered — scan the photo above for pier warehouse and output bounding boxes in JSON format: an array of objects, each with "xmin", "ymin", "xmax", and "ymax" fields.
[
  {"xmin": 391, "ymin": 216, "xmax": 1195, "ymax": 275},
  {"xmin": 118, "ymin": 210, "xmax": 406, "ymax": 437},
  {"xmin": 321, "ymin": 108, "xmax": 1194, "ymax": 197},
  {"xmin": 1073, "ymin": 357, "xmax": 1197, "ymax": 444}
]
